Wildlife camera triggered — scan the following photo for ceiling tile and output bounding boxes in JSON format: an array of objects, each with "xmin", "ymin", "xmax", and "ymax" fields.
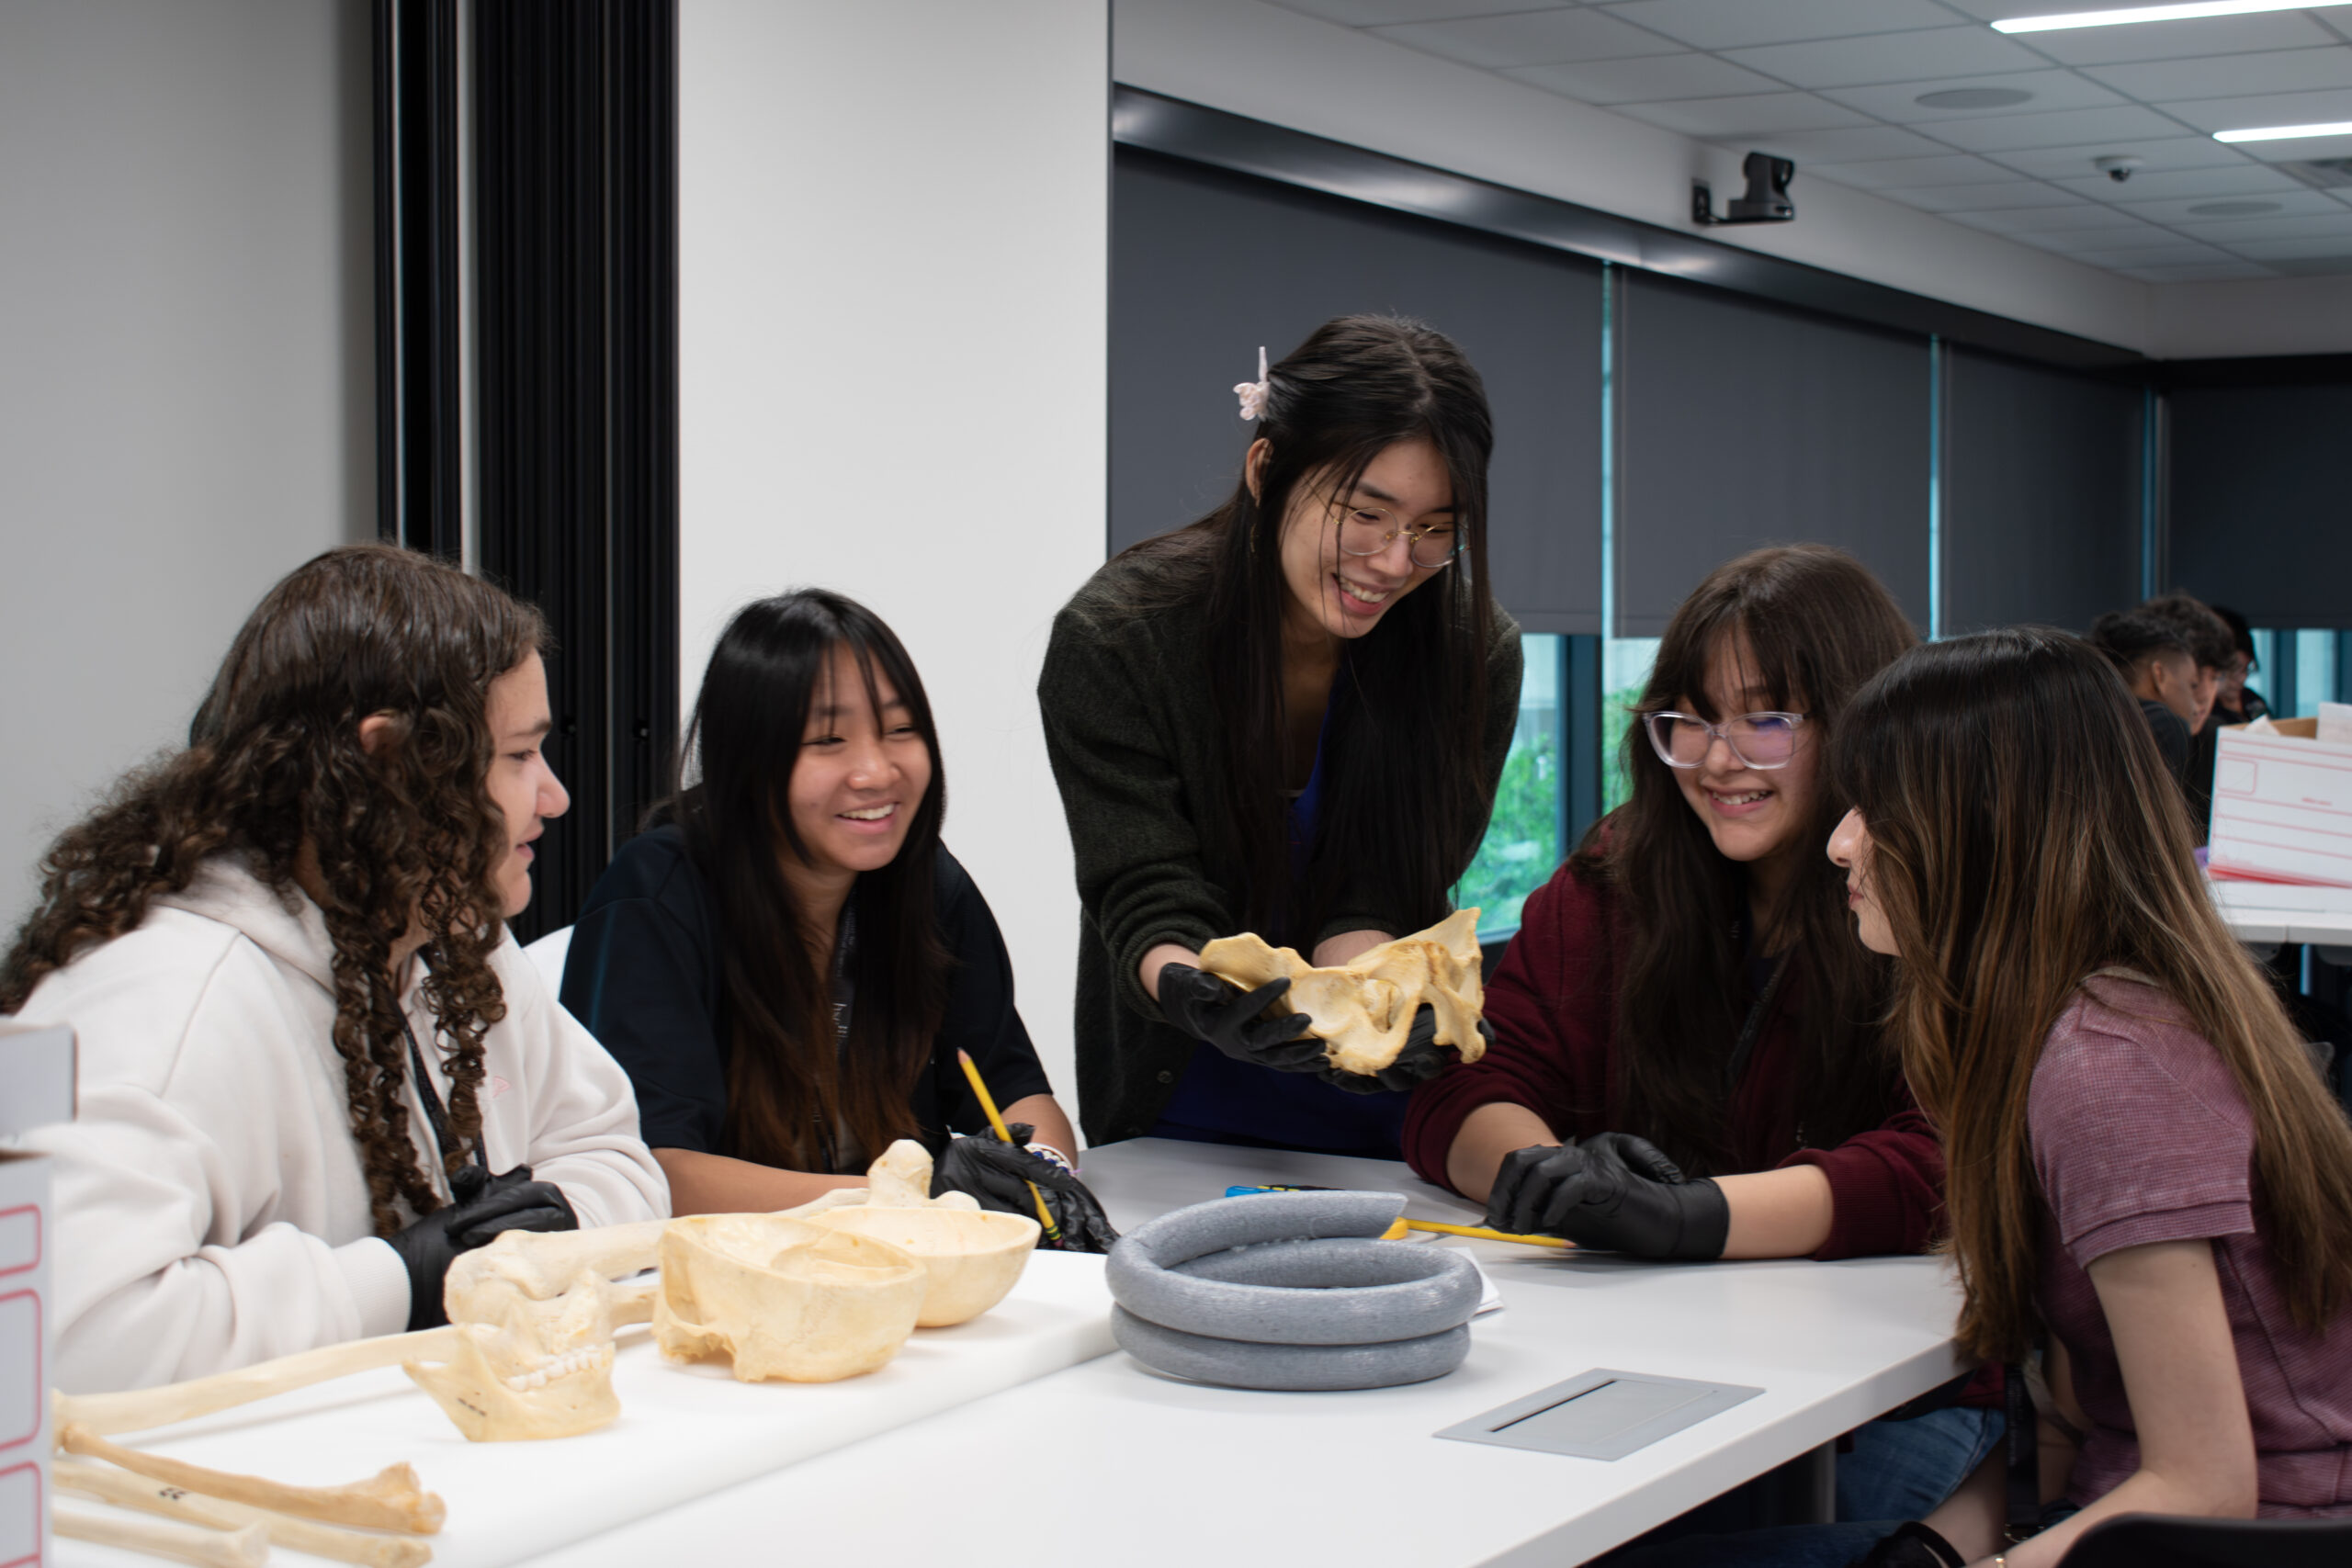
[
  {"xmin": 2161, "ymin": 87, "xmax": 2352, "ymax": 135},
  {"xmin": 2114, "ymin": 187, "xmax": 2350, "ymax": 225},
  {"xmin": 1818, "ymin": 70, "xmax": 2124, "ymax": 123},
  {"xmin": 1988, "ymin": 138, "xmax": 2255, "ymax": 178},
  {"xmin": 2061, "ymin": 242, "xmax": 2237, "ymax": 265},
  {"xmin": 2048, "ymin": 164, "xmax": 2302, "ymax": 202},
  {"xmin": 1949, "ymin": 204, "xmax": 2161, "ymax": 235},
  {"xmin": 2264, "ymin": 253, "xmax": 2352, "ymax": 275},
  {"xmin": 1718, "ymin": 28, "xmax": 2044, "ymax": 89},
  {"xmin": 2083, "ymin": 46, "xmax": 2352, "ymax": 103},
  {"xmin": 1929, "ymin": 105, "xmax": 2190, "ymax": 153},
  {"xmin": 2120, "ymin": 262, "xmax": 2279, "ymax": 280},
  {"xmin": 2222, "ymin": 234, "xmax": 2352, "ymax": 260},
  {"xmin": 1503, "ymin": 52, "xmax": 1783, "ymax": 104},
  {"xmin": 2231, "ymin": 130, "xmax": 2352, "ymax": 162},
  {"xmin": 1804, "ymin": 152, "xmax": 2020, "ymax": 189},
  {"xmin": 1728, "ymin": 124, "xmax": 1954, "ymax": 163},
  {"xmin": 1593, "ymin": 0, "xmax": 1951, "ymax": 51},
  {"xmin": 1887, "ymin": 179, "xmax": 2080, "ymax": 213},
  {"xmin": 1271, "ymin": 0, "xmax": 1572, "ymax": 26},
  {"xmin": 2021, "ymin": 14, "xmax": 2339, "ymax": 68},
  {"xmin": 1615, "ymin": 92, "xmax": 1872, "ymax": 137},
  {"xmin": 1372, "ymin": 7, "xmax": 1679, "ymax": 69},
  {"xmin": 2171, "ymin": 209, "xmax": 2352, "ymax": 240}
]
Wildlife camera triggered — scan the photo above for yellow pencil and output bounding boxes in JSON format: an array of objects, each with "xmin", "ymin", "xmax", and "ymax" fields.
[
  {"xmin": 1379, "ymin": 1217, "xmax": 1572, "ymax": 1249},
  {"xmin": 956, "ymin": 1050, "xmax": 1063, "ymax": 1243}
]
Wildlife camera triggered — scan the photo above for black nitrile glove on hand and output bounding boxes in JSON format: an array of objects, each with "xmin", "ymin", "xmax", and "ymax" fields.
[
  {"xmin": 1484, "ymin": 1133, "xmax": 1729, "ymax": 1260},
  {"xmin": 387, "ymin": 1163, "xmax": 579, "ymax": 1331},
  {"xmin": 1319, "ymin": 1008, "xmax": 1491, "ymax": 1095},
  {"xmin": 1155, "ymin": 963, "xmax": 1326, "ymax": 1074},
  {"xmin": 1849, "ymin": 1522, "xmax": 1966, "ymax": 1568},
  {"xmin": 933, "ymin": 1124, "xmax": 1120, "ymax": 1254}
]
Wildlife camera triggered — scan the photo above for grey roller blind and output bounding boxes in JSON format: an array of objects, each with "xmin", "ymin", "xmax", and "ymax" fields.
[
  {"xmin": 1942, "ymin": 349, "xmax": 2143, "ymax": 635},
  {"xmin": 2168, "ymin": 384, "xmax": 2352, "ymax": 629},
  {"xmin": 1112, "ymin": 148, "xmax": 1603, "ymax": 635},
  {"xmin": 1616, "ymin": 273, "xmax": 1929, "ymax": 635}
]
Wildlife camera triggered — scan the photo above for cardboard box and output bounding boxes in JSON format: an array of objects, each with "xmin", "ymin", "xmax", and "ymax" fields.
[
  {"xmin": 0, "ymin": 1022, "xmax": 75, "ymax": 1568},
  {"xmin": 2211, "ymin": 716, "xmax": 2352, "ymax": 888}
]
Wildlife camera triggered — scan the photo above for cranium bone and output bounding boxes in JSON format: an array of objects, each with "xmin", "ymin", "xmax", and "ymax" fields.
[
  {"xmin": 810, "ymin": 1207, "xmax": 1038, "ymax": 1327},
  {"xmin": 1199, "ymin": 909, "xmax": 1487, "ymax": 1077},
  {"xmin": 653, "ymin": 1214, "xmax": 927, "ymax": 1382}
]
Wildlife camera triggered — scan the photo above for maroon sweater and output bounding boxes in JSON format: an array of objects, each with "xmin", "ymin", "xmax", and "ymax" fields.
[{"xmin": 1404, "ymin": 860, "xmax": 1946, "ymax": 1261}]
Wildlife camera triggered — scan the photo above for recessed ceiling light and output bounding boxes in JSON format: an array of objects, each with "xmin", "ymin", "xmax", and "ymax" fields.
[
  {"xmin": 1994, "ymin": 3, "xmax": 2316, "ymax": 33},
  {"xmin": 2215, "ymin": 121, "xmax": 2352, "ymax": 143},
  {"xmin": 2186, "ymin": 199, "xmax": 2282, "ymax": 216},
  {"xmin": 1916, "ymin": 87, "xmax": 2034, "ymax": 110}
]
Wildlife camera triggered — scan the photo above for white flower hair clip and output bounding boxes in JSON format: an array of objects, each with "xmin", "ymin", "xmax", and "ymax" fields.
[{"xmin": 1235, "ymin": 346, "xmax": 1271, "ymax": 423}]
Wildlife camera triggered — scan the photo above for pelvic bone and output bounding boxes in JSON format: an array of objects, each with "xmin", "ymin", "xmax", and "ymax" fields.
[{"xmin": 1199, "ymin": 909, "xmax": 1487, "ymax": 1077}]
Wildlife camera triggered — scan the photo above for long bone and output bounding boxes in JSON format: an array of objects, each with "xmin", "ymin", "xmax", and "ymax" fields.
[
  {"xmin": 57, "ymin": 1327, "xmax": 469, "ymax": 1438},
  {"xmin": 53, "ymin": 1505, "xmax": 269, "ymax": 1568},
  {"xmin": 54, "ymin": 1461, "xmax": 435, "ymax": 1568},
  {"xmin": 59, "ymin": 1422, "xmax": 447, "ymax": 1534}
]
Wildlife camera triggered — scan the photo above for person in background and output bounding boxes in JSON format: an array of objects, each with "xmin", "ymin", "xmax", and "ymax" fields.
[
  {"xmin": 3, "ymin": 546, "xmax": 667, "ymax": 1394},
  {"xmin": 564, "ymin": 590, "xmax": 1114, "ymax": 1249},
  {"xmin": 2087, "ymin": 608, "xmax": 2198, "ymax": 791},
  {"xmin": 2188, "ymin": 604, "xmax": 2270, "ymax": 837},
  {"xmin": 1821, "ymin": 629, "xmax": 2352, "ymax": 1567},
  {"xmin": 1038, "ymin": 314, "xmax": 1521, "ymax": 1157},
  {"xmin": 2140, "ymin": 593, "xmax": 2236, "ymax": 833},
  {"xmin": 1410, "ymin": 546, "xmax": 1994, "ymax": 1529}
]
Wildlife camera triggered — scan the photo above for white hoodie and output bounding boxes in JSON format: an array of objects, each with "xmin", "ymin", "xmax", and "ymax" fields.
[{"xmin": 12, "ymin": 856, "xmax": 668, "ymax": 1393}]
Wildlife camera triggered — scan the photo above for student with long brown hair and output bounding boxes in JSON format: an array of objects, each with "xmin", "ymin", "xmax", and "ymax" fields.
[
  {"xmin": 1815, "ymin": 627, "xmax": 2352, "ymax": 1566},
  {"xmin": 5, "ymin": 546, "xmax": 667, "ymax": 1393},
  {"xmin": 563, "ymin": 590, "xmax": 1113, "ymax": 1247},
  {"xmin": 1408, "ymin": 545, "xmax": 1983, "ymax": 1523}
]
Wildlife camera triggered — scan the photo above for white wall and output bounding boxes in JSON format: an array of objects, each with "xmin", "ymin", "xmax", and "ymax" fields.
[
  {"xmin": 0, "ymin": 0, "xmax": 375, "ymax": 933},
  {"xmin": 679, "ymin": 0, "xmax": 1109, "ymax": 1121}
]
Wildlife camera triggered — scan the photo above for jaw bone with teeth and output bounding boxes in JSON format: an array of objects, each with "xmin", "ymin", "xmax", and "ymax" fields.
[{"xmin": 1198, "ymin": 908, "xmax": 1487, "ymax": 1077}]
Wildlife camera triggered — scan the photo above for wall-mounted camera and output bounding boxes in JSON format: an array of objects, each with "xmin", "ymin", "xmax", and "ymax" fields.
[
  {"xmin": 2094, "ymin": 155, "xmax": 2143, "ymax": 184},
  {"xmin": 1694, "ymin": 152, "xmax": 1796, "ymax": 226}
]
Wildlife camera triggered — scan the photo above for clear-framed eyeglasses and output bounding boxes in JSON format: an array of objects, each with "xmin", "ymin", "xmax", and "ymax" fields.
[
  {"xmin": 1644, "ymin": 710, "xmax": 1807, "ymax": 771},
  {"xmin": 1334, "ymin": 502, "xmax": 1463, "ymax": 571}
]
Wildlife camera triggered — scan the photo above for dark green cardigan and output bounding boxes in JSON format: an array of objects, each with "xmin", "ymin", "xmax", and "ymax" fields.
[{"xmin": 1037, "ymin": 548, "xmax": 1524, "ymax": 1145}]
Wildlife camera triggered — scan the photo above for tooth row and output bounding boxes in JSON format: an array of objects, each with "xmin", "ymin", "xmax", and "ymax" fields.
[{"xmin": 503, "ymin": 1342, "xmax": 616, "ymax": 1392}]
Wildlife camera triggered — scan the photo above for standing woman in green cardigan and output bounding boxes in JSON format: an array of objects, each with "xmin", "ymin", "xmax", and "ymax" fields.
[{"xmin": 1039, "ymin": 314, "xmax": 1521, "ymax": 1156}]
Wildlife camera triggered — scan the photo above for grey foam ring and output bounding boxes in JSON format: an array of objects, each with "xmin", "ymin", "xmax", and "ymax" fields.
[{"xmin": 1104, "ymin": 1190, "xmax": 1482, "ymax": 1389}]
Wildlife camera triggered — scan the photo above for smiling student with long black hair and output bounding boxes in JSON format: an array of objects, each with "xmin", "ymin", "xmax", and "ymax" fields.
[
  {"xmin": 1037, "ymin": 314, "xmax": 1522, "ymax": 1157},
  {"xmin": 562, "ymin": 590, "xmax": 1113, "ymax": 1247}
]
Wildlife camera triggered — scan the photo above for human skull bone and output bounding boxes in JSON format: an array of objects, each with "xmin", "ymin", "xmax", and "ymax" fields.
[
  {"xmin": 1199, "ymin": 908, "xmax": 1487, "ymax": 1077},
  {"xmin": 653, "ymin": 1213, "xmax": 928, "ymax": 1382}
]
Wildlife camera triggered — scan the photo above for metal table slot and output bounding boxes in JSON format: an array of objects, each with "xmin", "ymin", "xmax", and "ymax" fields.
[{"xmin": 1435, "ymin": 1369, "xmax": 1764, "ymax": 1461}]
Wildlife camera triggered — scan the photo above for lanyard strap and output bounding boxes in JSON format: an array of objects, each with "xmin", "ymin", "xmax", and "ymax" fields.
[
  {"xmin": 1724, "ymin": 952, "xmax": 1792, "ymax": 1097},
  {"xmin": 402, "ymin": 1012, "xmax": 481, "ymax": 1182}
]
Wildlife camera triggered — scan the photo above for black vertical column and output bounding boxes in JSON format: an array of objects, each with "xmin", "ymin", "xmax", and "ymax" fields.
[
  {"xmin": 474, "ymin": 0, "xmax": 679, "ymax": 943},
  {"xmin": 372, "ymin": 0, "xmax": 463, "ymax": 558}
]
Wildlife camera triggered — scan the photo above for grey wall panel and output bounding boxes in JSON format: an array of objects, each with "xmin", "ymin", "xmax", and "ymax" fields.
[
  {"xmin": 1113, "ymin": 147, "xmax": 1602, "ymax": 635},
  {"xmin": 1942, "ymin": 349, "xmax": 2142, "ymax": 635},
  {"xmin": 1617, "ymin": 273, "xmax": 1930, "ymax": 636},
  {"xmin": 2168, "ymin": 384, "xmax": 2352, "ymax": 629}
]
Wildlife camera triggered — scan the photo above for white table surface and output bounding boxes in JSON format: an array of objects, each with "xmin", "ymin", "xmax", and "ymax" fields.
[
  {"xmin": 523, "ymin": 1139, "xmax": 1971, "ymax": 1568},
  {"xmin": 2209, "ymin": 875, "xmax": 2352, "ymax": 954}
]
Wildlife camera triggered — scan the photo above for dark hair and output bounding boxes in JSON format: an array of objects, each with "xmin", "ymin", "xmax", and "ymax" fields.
[
  {"xmin": 2141, "ymin": 592, "xmax": 2233, "ymax": 671},
  {"xmin": 3, "ymin": 544, "xmax": 546, "ymax": 1235},
  {"xmin": 2087, "ymin": 607, "xmax": 2190, "ymax": 672},
  {"xmin": 1114, "ymin": 313, "xmax": 1497, "ymax": 939},
  {"xmin": 1570, "ymin": 546, "xmax": 1916, "ymax": 1177},
  {"xmin": 2208, "ymin": 604, "xmax": 2256, "ymax": 662},
  {"xmin": 1836, "ymin": 628, "xmax": 2352, "ymax": 1359},
  {"xmin": 665, "ymin": 590, "xmax": 950, "ymax": 1171}
]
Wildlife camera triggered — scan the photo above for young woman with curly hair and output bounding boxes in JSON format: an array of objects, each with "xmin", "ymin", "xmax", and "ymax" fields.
[{"xmin": 4, "ymin": 545, "xmax": 666, "ymax": 1393}]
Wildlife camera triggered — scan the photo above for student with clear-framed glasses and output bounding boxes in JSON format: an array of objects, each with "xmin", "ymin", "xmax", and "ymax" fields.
[
  {"xmin": 1407, "ymin": 546, "xmax": 1998, "ymax": 1530},
  {"xmin": 1037, "ymin": 314, "xmax": 1521, "ymax": 1160}
]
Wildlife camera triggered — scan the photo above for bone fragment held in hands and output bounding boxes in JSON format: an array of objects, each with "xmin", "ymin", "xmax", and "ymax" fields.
[{"xmin": 1200, "ymin": 908, "xmax": 1487, "ymax": 1076}]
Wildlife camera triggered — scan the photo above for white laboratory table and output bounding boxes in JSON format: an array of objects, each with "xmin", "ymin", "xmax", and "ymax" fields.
[
  {"xmin": 2209, "ymin": 876, "xmax": 2352, "ymax": 962},
  {"xmin": 524, "ymin": 1139, "xmax": 1969, "ymax": 1568}
]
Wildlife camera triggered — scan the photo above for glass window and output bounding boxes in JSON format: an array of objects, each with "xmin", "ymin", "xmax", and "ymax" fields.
[
  {"xmin": 2245, "ymin": 628, "xmax": 2276, "ymax": 711},
  {"xmin": 1601, "ymin": 637, "xmax": 1660, "ymax": 814},
  {"xmin": 1454, "ymin": 634, "xmax": 1564, "ymax": 937},
  {"xmin": 2252, "ymin": 628, "xmax": 2343, "ymax": 717},
  {"xmin": 2295, "ymin": 629, "xmax": 2338, "ymax": 716}
]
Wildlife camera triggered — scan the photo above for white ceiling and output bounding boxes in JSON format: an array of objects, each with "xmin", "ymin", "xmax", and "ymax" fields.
[{"xmin": 1269, "ymin": 0, "xmax": 2352, "ymax": 281}]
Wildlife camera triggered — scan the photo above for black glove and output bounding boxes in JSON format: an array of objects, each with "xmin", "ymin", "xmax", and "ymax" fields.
[
  {"xmin": 1849, "ymin": 1522, "xmax": 1966, "ymax": 1568},
  {"xmin": 1319, "ymin": 1008, "xmax": 1491, "ymax": 1095},
  {"xmin": 1484, "ymin": 1133, "xmax": 1729, "ymax": 1260},
  {"xmin": 386, "ymin": 1163, "xmax": 579, "ymax": 1330},
  {"xmin": 1155, "ymin": 963, "xmax": 1326, "ymax": 1073},
  {"xmin": 933, "ymin": 1125, "xmax": 1120, "ymax": 1254}
]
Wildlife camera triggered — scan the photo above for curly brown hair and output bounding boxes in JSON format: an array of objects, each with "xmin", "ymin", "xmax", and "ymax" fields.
[{"xmin": 1, "ymin": 544, "xmax": 548, "ymax": 1236}]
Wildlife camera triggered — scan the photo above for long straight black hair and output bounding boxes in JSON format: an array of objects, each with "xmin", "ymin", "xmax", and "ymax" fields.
[
  {"xmin": 1118, "ymin": 314, "xmax": 1497, "ymax": 941},
  {"xmin": 665, "ymin": 590, "xmax": 952, "ymax": 1171},
  {"xmin": 1570, "ymin": 546, "xmax": 1915, "ymax": 1177}
]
